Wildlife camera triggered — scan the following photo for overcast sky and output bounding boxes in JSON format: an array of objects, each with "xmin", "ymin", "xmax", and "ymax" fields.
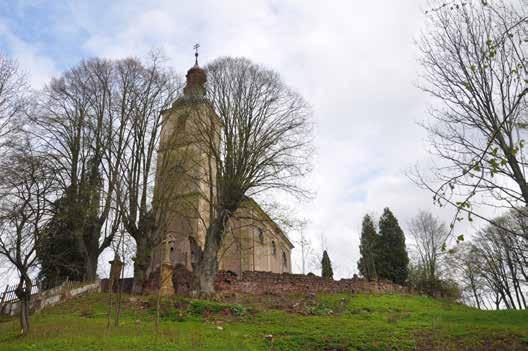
[{"xmin": 0, "ymin": 0, "xmax": 495, "ymax": 279}]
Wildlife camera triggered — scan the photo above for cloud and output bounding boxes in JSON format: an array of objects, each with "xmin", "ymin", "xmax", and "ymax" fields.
[
  {"xmin": 0, "ymin": 0, "xmax": 485, "ymax": 280},
  {"xmin": 0, "ymin": 20, "xmax": 58, "ymax": 87}
]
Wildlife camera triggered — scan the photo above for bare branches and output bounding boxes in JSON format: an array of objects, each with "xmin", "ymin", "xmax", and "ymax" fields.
[
  {"xmin": 413, "ymin": 0, "xmax": 528, "ymax": 233},
  {"xmin": 0, "ymin": 52, "xmax": 27, "ymax": 143},
  {"xmin": 408, "ymin": 211, "xmax": 450, "ymax": 280},
  {"xmin": 180, "ymin": 57, "xmax": 312, "ymax": 294},
  {"xmin": 203, "ymin": 57, "xmax": 312, "ymax": 205},
  {"xmin": 0, "ymin": 136, "xmax": 57, "ymax": 334}
]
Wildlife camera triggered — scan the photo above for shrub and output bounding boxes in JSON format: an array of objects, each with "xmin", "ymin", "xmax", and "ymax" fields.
[{"xmin": 408, "ymin": 269, "xmax": 461, "ymax": 301}]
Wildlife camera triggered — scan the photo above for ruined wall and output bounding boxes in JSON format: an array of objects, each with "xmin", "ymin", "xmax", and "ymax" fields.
[
  {"xmin": 214, "ymin": 271, "xmax": 411, "ymax": 295},
  {"xmin": 121, "ymin": 269, "xmax": 411, "ymax": 297}
]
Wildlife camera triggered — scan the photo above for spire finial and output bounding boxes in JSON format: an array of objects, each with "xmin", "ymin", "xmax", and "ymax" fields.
[{"xmin": 193, "ymin": 43, "xmax": 200, "ymax": 65}]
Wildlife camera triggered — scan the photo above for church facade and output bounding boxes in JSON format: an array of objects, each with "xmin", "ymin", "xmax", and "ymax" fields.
[{"xmin": 148, "ymin": 59, "xmax": 293, "ymax": 277}]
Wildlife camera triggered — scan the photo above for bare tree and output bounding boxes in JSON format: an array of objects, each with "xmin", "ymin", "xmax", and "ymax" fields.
[
  {"xmin": 112, "ymin": 54, "xmax": 180, "ymax": 293},
  {"xmin": 408, "ymin": 211, "xmax": 450, "ymax": 281},
  {"xmin": 0, "ymin": 138, "xmax": 56, "ymax": 334},
  {"xmin": 447, "ymin": 209, "xmax": 527, "ymax": 310},
  {"xmin": 412, "ymin": 0, "xmax": 528, "ymax": 234},
  {"xmin": 32, "ymin": 58, "xmax": 131, "ymax": 281},
  {"xmin": 186, "ymin": 57, "xmax": 312, "ymax": 294},
  {"xmin": 0, "ymin": 52, "xmax": 27, "ymax": 142},
  {"xmin": 473, "ymin": 212, "xmax": 527, "ymax": 309},
  {"xmin": 446, "ymin": 243, "xmax": 487, "ymax": 309}
]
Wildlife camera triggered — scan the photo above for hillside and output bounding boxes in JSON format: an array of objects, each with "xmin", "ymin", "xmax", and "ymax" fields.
[{"xmin": 0, "ymin": 292, "xmax": 527, "ymax": 351}]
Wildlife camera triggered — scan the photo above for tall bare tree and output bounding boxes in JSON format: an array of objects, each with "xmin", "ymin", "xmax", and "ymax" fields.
[
  {"xmin": 0, "ymin": 139, "xmax": 56, "ymax": 334},
  {"xmin": 413, "ymin": 0, "xmax": 528, "ymax": 233},
  {"xmin": 187, "ymin": 57, "xmax": 312, "ymax": 294},
  {"xmin": 113, "ymin": 54, "xmax": 180, "ymax": 293},
  {"xmin": 408, "ymin": 211, "xmax": 450, "ymax": 281},
  {"xmin": 447, "ymin": 209, "xmax": 527, "ymax": 310},
  {"xmin": 0, "ymin": 52, "xmax": 27, "ymax": 142},
  {"xmin": 33, "ymin": 58, "xmax": 130, "ymax": 281},
  {"xmin": 445, "ymin": 243, "xmax": 487, "ymax": 309},
  {"xmin": 473, "ymin": 211, "xmax": 527, "ymax": 309}
]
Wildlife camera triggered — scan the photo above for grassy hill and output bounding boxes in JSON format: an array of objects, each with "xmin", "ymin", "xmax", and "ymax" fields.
[{"xmin": 0, "ymin": 292, "xmax": 527, "ymax": 350}]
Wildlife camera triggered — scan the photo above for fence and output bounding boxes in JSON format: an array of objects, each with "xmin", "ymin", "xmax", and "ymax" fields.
[{"xmin": 0, "ymin": 281, "xmax": 40, "ymax": 305}]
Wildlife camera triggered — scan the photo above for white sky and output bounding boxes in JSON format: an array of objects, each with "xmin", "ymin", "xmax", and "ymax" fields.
[{"xmin": 0, "ymin": 0, "xmax": 498, "ymax": 280}]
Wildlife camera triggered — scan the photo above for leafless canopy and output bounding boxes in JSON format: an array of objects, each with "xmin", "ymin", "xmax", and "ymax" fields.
[
  {"xmin": 0, "ymin": 52, "xmax": 27, "ymax": 143},
  {"xmin": 190, "ymin": 57, "xmax": 312, "ymax": 294},
  {"xmin": 205, "ymin": 57, "xmax": 312, "ymax": 205},
  {"xmin": 0, "ymin": 138, "xmax": 57, "ymax": 334},
  {"xmin": 408, "ymin": 211, "xmax": 450, "ymax": 281},
  {"xmin": 413, "ymin": 0, "xmax": 528, "ymax": 233}
]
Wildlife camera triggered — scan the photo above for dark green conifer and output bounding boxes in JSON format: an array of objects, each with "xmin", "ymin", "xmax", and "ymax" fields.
[
  {"xmin": 357, "ymin": 214, "xmax": 378, "ymax": 281},
  {"xmin": 376, "ymin": 208, "xmax": 409, "ymax": 284},
  {"xmin": 321, "ymin": 250, "xmax": 334, "ymax": 279}
]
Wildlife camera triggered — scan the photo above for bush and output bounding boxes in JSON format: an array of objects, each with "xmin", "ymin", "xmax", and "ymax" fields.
[{"xmin": 408, "ymin": 270, "xmax": 461, "ymax": 301}]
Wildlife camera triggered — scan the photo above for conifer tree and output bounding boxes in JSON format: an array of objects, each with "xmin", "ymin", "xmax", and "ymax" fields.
[
  {"xmin": 376, "ymin": 208, "xmax": 409, "ymax": 284},
  {"xmin": 357, "ymin": 214, "xmax": 378, "ymax": 281},
  {"xmin": 321, "ymin": 250, "xmax": 334, "ymax": 279}
]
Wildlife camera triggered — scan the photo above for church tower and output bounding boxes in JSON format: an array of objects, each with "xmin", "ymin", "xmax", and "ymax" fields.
[
  {"xmin": 152, "ymin": 52, "xmax": 220, "ymax": 272},
  {"xmin": 148, "ymin": 50, "xmax": 293, "ymax": 285}
]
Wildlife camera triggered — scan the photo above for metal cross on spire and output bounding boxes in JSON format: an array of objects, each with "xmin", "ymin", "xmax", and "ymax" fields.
[{"xmin": 193, "ymin": 43, "xmax": 200, "ymax": 65}]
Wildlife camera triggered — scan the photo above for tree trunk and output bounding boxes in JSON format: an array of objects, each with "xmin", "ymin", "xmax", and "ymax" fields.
[
  {"xmin": 15, "ymin": 278, "xmax": 31, "ymax": 336},
  {"xmin": 84, "ymin": 252, "xmax": 98, "ymax": 282},
  {"xmin": 192, "ymin": 215, "xmax": 226, "ymax": 296},
  {"xmin": 132, "ymin": 236, "xmax": 153, "ymax": 294},
  {"xmin": 194, "ymin": 249, "xmax": 219, "ymax": 296},
  {"xmin": 20, "ymin": 295, "xmax": 30, "ymax": 335}
]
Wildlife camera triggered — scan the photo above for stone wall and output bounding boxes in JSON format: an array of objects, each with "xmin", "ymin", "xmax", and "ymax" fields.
[
  {"xmin": 108, "ymin": 270, "xmax": 411, "ymax": 297},
  {"xmin": 214, "ymin": 271, "xmax": 410, "ymax": 295},
  {"xmin": 0, "ymin": 281, "xmax": 100, "ymax": 316}
]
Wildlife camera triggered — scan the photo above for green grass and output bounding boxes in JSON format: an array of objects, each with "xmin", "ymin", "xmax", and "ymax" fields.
[{"xmin": 0, "ymin": 292, "xmax": 527, "ymax": 350}]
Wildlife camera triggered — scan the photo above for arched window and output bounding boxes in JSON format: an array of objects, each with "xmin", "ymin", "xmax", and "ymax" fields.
[
  {"xmin": 257, "ymin": 228, "xmax": 264, "ymax": 244},
  {"xmin": 271, "ymin": 241, "xmax": 276, "ymax": 256},
  {"xmin": 282, "ymin": 251, "xmax": 287, "ymax": 267}
]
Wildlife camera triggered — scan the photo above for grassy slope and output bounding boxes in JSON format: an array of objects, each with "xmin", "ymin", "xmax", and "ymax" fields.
[{"xmin": 0, "ymin": 292, "xmax": 527, "ymax": 351}]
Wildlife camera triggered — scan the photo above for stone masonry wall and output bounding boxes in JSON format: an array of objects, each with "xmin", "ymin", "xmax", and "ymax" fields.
[
  {"xmin": 214, "ymin": 271, "xmax": 410, "ymax": 295},
  {"xmin": 109, "ymin": 269, "xmax": 411, "ymax": 296},
  {"xmin": 0, "ymin": 281, "xmax": 100, "ymax": 316}
]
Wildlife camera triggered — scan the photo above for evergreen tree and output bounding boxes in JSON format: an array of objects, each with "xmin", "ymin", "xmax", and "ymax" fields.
[
  {"xmin": 37, "ymin": 195, "xmax": 84, "ymax": 288},
  {"xmin": 321, "ymin": 250, "xmax": 334, "ymax": 279},
  {"xmin": 357, "ymin": 214, "xmax": 378, "ymax": 281},
  {"xmin": 376, "ymin": 208, "xmax": 409, "ymax": 284}
]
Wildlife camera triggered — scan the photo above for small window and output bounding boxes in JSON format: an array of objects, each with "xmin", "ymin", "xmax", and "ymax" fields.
[
  {"xmin": 272, "ymin": 241, "xmax": 276, "ymax": 256},
  {"xmin": 282, "ymin": 251, "xmax": 287, "ymax": 267},
  {"xmin": 257, "ymin": 228, "xmax": 264, "ymax": 244}
]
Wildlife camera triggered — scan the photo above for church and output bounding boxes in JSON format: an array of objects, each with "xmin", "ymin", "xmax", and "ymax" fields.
[{"xmin": 148, "ymin": 55, "xmax": 294, "ymax": 278}]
